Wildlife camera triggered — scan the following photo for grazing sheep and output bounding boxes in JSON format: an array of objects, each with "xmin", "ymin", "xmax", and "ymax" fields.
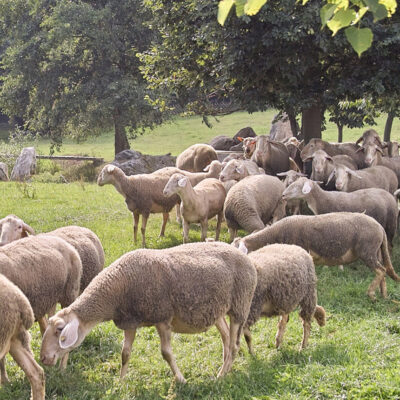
[
  {"xmin": 282, "ymin": 178, "xmax": 398, "ymax": 247},
  {"xmin": 233, "ymin": 212, "xmax": 400, "ymax": 300},
  {"xmin": 0, "ymin": 215, "xmax": 35, "ymax": 246},
  {"xmin": 0, "ymin": 274, "xmax": 45, "ymax": 399},
  {"xmin": 40, "ymin": 242, "xmax": 257, "ymax": 383},
  {"xmin": 276, "ymin": 170, "xmax": 307, "ymax": 215},
  {"xmin": 219, "ymin": 159, "xmax": 264, "ymax": 182},
  {"xmin": 300, "ymin": 138, "xmax": 365, "ymax": 169},
  {"xmin": 329, "ymin": 164, "xmax": 398, "ymax": 193},
  {"xmin": 163, "ymin": 174, "xmax": 226, "ymax": 242},
  {"xmin": 244, "ymin": 245, "xmax": 326, "ymax": 353},
  {"xmin": 224, "ymin": 175, "xmax": 285, "ymax": 241},
  {"xmin": 0, "ymin": 216, "xmax": 104, "ymax": 293},
  {"xmin": 252, "ymin": 135, "xmax": 291, "ymax": 175},
  {"xmin": 176, "ymin": 144, "xmax": 218, "ymax": 172}
]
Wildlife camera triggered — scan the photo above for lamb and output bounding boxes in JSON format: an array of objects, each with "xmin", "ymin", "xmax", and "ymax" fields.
[
  {"xmin": 329, "ymin": 164, "xmax": 398, "ymax": 193},
  {"xmin": 282, "ymin": 177, "xmax": 398, "ymax": 247},
  {"xmin": 244, "ymin": 244, "xmax": 326, "ymax": 353},
  {"xmin": 0, "ymin": 274, "xmax": 45, "ymax": 400},
  {"xmin": 176, "ymin": 144, "xmax": 218, "ymax": 172},
  {"xmin": 233, "ymin": 212, "xmax": 400, "ymax": 300},
  {"xmin": 251, "ymin": 135, "xmax": 291, "ymax": 175},
  {"xmin": 0, "ymin": 216, "xmax": 104, "ymax": 292},
  {"xmin": 224, "ymin": 174, "xmax": 285, "ymax": 241},
  {"xmin": 163, "ymin": 174, "xmax": 226, "ymax": 242},
  {"xmin": 40, "ymin": 242, "xmax": 257, "ymax": 383},
  {"xmin": 219, "ymin": 159, "xmax": 264, "ymax": 182},
  {"xmin": 276, "ymin": 170, "xmax": 307, "ymax": 215}
]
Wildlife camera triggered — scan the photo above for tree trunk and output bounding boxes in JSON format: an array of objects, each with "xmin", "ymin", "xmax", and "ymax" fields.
[
  {"xmin": 337, "ymin": 124, "xmax": 343, "ymax": 143},
  {"xmin": 113, "ymin": 109, "xmax": 130, "ymax": 156},
  {"xmin": 384, "ymin": 111, "xmax": 395, "ymax": 142},
  {"xmin": 301, "ymin": 104, "xmax": 323, "ymax": 144},
  {"xmin": 287, "ymin": 110, "xmax": 299, "ymax": 138}
]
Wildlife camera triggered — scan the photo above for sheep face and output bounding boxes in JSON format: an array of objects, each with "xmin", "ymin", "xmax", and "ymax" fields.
[
  {"xmin": 310, "ymin": 150, "xmax": 333, "ymax": 181},
  {"xmin": 203, "ymin": 160, "xmax": 223, "ymax": 177},
  {"xmin": 163, "ymin": 173, "xmax": 187, "ymax": 197},
  {"xmin": 97, "ymin": 165, "xmax": 118, "ymax": 186},
  {"xmin": 300, "ymin": 139, "xmax": 325, "ymax": 161},
  {"xmin": 282, "ymin": 177, "xmax": 310, "ymax": 200},
  {"xmin": 277, "ymin": 170, "xmax": 307, "ymax": 188},
  {"xmin": 242, "ymin": 137, "xmax": 257, "ymax": 159},
  {"xmin": 0, "ymin": 215, "xmax": 35, "ymax": 246},
  {"xmin": 219, "ymin": 160, "xmax": 245, "ymax": 182},
  {"xmin": 358, "ymin": 143, "xmax": 382, "ymax": 166},
  {"xmin": 41, "ymin": 311, "xmax": 88, "ymax": 366}
]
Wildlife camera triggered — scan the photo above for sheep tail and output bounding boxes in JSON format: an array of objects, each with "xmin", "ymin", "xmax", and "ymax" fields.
[
  {"xmin": 313, "ymin": 305, "xmax": 326, "ymax": 327},
  {"xmin": 382, "ymin": 233, "xmax": 400, "ymax": 282}
]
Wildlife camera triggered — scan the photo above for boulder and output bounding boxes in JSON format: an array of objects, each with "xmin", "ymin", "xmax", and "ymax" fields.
[
  {"xmin": 209, "ymin": 135, "xmax": 236, "ymax": 150},
  {"xmin": 111, "ymin": 149, "xmax": 176, "ymax": 176},
  {"xmin": 232, "ymin": 127, "xmax": 256, "ymax": 142},
  {"xmin": 269, "ymin": 113, "xmax": 293, "ymax": 142},
  {"xmin": 10, "ymin": 147, "xmax": 36, "ymax": 181},
  {"xmin": 229, "ymin": 142, "xmax": 243, "ymax": 151},
  {"xmin": 0, "ymin": 162, "xmax": 9, "ymax": 181}
]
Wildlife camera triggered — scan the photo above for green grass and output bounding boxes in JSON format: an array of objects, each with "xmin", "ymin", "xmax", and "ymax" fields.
[
  {"xmin": 2, "ymin": 110, "xmax": 400, "ymax": 162},
  {"xmin": 2, "ymin": 111, "xmax": 400, "ymax": 399},
  {"xmin": 1, "ymin": 181, "xmax": 400, "ymax": 400}
]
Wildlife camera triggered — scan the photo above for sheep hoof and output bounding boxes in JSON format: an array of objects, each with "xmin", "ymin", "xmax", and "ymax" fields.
[
  {"xmin": 367, "ymin": 293, "xmax": 377, "ymax": 302},
  {"xmin": 175, "ymin": 375, "xmax": 186, "ymax": 384}
]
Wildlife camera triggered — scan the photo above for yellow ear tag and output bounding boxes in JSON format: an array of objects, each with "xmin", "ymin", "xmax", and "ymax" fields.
[{"xmin": 60, "ymin": 336, "xmax": 66, "ymax": 342}]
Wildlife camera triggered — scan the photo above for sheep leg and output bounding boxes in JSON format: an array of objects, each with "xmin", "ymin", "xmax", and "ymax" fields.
[
  {"xmin": 47, "ymin": 304, "xmax": 57, "ymax": 318},
  {"xmin": 0, "ymin": 357, "xmax": 9, "ymax": 384},
  {"xmin": 215, "ymin": 211, "xmax": 223, "ymax": 241},
  {"xmin": 300, "ymin": 319, "xmax": 312, "ymax": 350},
  {"xmin": 175, "ymin": 204, "xmax": 182, "ymax": 225},
  {"xmin": 243, "ymin": 326, "xmax": 254, "ymax": 356},
  {"xmin": 215, "ymin": 317, "xmax": 230, "ymax": 363},
  {"xmin": 228, "ymin": 227, "xmax": 237, "ymax": 243},
  {"xmin": 275, "ymin": 314, "xmax": 289, "ymax": 349},
  {"xmin": 38, "ymin": 317, "xmax": 48, "ymax": 336},
  {"xmin": 217, "ymin": 319, "xmax": 241, "ymax": 378},
  {"xmin": 141, "ymin": 214, "xmax": 149, "ymax": 248},
  {"xmin": 159, "ymin": 213, "xmax": 169, "ymax": 238},
  {"xmin": 133, "ymin": 211, "xmax": 140, "ymax": 244},
  {"xmin": 182, "ymin": 220, "xmax": 190, "ymax": 244},
  {"xmin": 380, "ymin": 276, "xmax": 388, "ymax": 299},
  {"xmin": 120, "ymin": 328, "xmax": 137, "ymax": 378},
  {"xmin": 200, "ymin": 219, "xmax": 208, "ymax": 242},
  {"xmin": 367, "ymin": 268, "xmax": 386, "ymax": 301},
  {"xmin": 155, "ymin": 322, "xmax": 186, "ymax": 383},
  {"xmin": 59, "ymin": 353, "xmax": 69, "ymax": 370},
  {"xmin": 9, "ymin": 336, "xmax": 45, "ymax": 400}
]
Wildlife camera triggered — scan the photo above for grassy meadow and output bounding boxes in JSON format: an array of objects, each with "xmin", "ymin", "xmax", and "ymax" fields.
[{"xmin": 1, "ymin": 111, "xmax": 400, "ymax": 399}]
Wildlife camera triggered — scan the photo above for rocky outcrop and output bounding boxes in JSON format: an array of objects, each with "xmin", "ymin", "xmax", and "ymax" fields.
[
  {"xmin": 0, "ymin": 162, "xmax": 9, "ymax": 181},
  {"xmin": 10, "ymin": 147, "xmax": 36, "ymax": 181}
]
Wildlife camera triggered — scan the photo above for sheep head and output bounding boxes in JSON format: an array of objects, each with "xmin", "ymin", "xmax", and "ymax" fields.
[
  {"xmin": 0, "ymin": 215, "xmax": 35, "ymax": 246},
  {"xmin": 163, "ymin": 173, "xmax": 187, "ymax": 197}
]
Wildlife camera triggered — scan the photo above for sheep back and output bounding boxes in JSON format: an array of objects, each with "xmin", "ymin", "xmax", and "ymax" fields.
[
  {"xmin": 71, "ymin": 242, "xmax": 257, "ymax": 331},
  {"xmin": 176, "ymin": 144, "xmax": 218, "ymax": 172}
]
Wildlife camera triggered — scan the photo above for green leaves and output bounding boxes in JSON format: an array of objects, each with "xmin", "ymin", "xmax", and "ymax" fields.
[
  {"xmin": 217, "ymin": 0, "xmax": 234, "ymax": 25},
  {"xmin": 345, "ymin": 26, "xmax": 373, "ymax": 56},
  {"xmin": 218, "ymin": 0, "xmax": 267, "ymax": 25},
  {"xmin": 244, "ymin": 0, "xmax": 268, "ymax": 15},
  {"xmin": 327, "ymin": 9, "xmax": 356, "ymax": 35}
]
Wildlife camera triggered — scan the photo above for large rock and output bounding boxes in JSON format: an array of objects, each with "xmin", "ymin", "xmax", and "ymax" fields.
[
  {"xmin": 209, "ymin": 135, "xmax": 236, "ymax": 150},
  {"xmin": 10, "ymin": 147, "xmax": 36, "ymax": 181},
  {"xmin": 269, "ymin": 113, "xmax": 293, "ymax": 142},
  {"xmin": 112, "ymin": 149, "xmax": 176, "ymax": 176},
  {"xmin": 232, "ymin": 127, "xmax": 256, "ymax": 142},
  {"xmin": 0, "ymin": 162, "xmax": 9, "ymax": 181}
]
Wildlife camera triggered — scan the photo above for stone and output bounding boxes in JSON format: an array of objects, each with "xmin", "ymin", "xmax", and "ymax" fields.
[
  {"xmin": 269, "ymin": 113, "xmax": 293, "ymax": 142},
  {"xmin": 209, "ymin": 135, "xmax": 236, "ymax": 150},
  {"xmin": 10, "ymin": 147, "xmax": 36, "ymax": 181},
  {"xmin": 232, "ymin": 127, "xmax": 256, "ymax": 142},
  {"xmin": 0, "ymin": 162, "xmax": 9, "ymax": 181},
  {"xmin": 111, "ymin": 149, "xmax": 176, "ymax": 176}
]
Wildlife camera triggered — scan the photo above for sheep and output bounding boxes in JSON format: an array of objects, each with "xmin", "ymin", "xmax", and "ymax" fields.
[
  {"xmin": 233, "ymin": 212, "xmax": 400, "ymax": 300},
  {"xmin": 0, "ymin": 274, "xmax": 45, "ymax": 400},
  {"xmin": 300, "ymin": 138, "xmax": 365, "ymax": 169},
  {"xmin": 163, "ymin": 174, "xmax": 226, "ymax": 243},
  {"xmin": 176, "ymin": 144, "xmax": 218, "ymax": 172},
  {"xmin": 0, "ymin": 235, "xmax": 82, "ymax": 376},
  {"xmin": 40, "ymin": 242, "xmax": 257, "ymax": 383},
  {"xmin": 383, "ymin": 141, "xmax": 399, "ymax": 157},
  {"xmin": 355, "ymin": 128, "xmax": 383, "ymax": 147},
  {"xmin": 0, "ymin": 214, "xmax": 35, "ymax": 246},
  {"xmin": 329, "ymin": 164, "xmax": 398, "ymax": 193},
  {"xmin": 0, "ymin": 216, "xmax": 104, "ymax": 293},
  {"xmin": 276, "ymin": 170, "xmax": 307, "ymax": 215},
  {"xmin": 252, "ymin": 135, "xmax": 291, "ymax": 175},
  {"xmin": 223, "ymin": 174, "xmax": 285, "ymax": 241},
  {"xmin": 243, "ymin": 244, "xmax": 326, "ymax": 353},
  {"xmin": 219, "ymin": 159, "xmax": 264, "ymax": 182},
  {"xmin": 237, "ymin": 136, "xmax": 257, "ymax": 159},
  {"xmin": 282, "ymin": 177, "xmax": 398, "ymax": 247}
]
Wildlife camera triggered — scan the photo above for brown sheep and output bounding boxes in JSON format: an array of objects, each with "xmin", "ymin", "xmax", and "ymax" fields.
[{"xmin": 176, "ymin": 144, "xmax": 218, "ymax": 172}]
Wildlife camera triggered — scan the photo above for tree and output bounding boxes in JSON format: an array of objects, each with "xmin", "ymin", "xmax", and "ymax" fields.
[
  {"xmin": 143, "ymin": 0, "xmax": 400, "ymax": 143},
  {"xmin": 0, "ymin": 0, "xmax": 162, "ymax": 155}
]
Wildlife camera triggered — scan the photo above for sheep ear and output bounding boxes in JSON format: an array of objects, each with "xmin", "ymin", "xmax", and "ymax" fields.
[
  {"xmin": 178, "ymin": 177, "xmax": 187, "ymax": 187},
  {"xmin": 238, "ymin": 241, "xmax": 248, "ymax": 255},
  {"xmin": 59, "ymin": 318, "xmax": 79, "ymax": 349},
  {"xmin": 302, "ymin": 181, "xmax": 312, "ymax": 194},
  {"xmin": 203, "ymin": 164, "xmax": 210, "ymax": 172},
  {"xmin": 375, "ymin": 145, "xmax": 384, "ymax": 154},
  {"xmin": 107, "ymin": 165, "xmax": 115, "ymax": 173},
  {"xmin": 346, "ymin": 168, "xmax": 362, "ymax": 179},
  {"xmin": 277, "ymin": 171, "xmax": 289, "ymax": 177},
  {"xmin": 237, "ymin": 137, "xmax": 244, "ymax": 142},
  {"xmin": 22, "ymin": 222, "xmax": 35, "ymax": 238},
  {"xmin": 355, "ymin": 146, "xmax": 364, "ymax": 153},
  {"xmin": 326, "ymin": 169, "xmax": 336, "ymax": 185},
  {"xmin": 235, "ymin": 165, "xmax": 245, "ymax": 174}
]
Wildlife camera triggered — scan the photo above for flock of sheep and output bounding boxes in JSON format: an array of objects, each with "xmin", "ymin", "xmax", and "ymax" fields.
[{"xmin": 1, "ymin": 127, "xmax": 400, "ymax": 399}]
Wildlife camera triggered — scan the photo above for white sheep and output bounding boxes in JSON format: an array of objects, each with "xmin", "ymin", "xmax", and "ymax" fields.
[
  {"xmin": 219, "ymin": 159, "xmax": 264, "ymax": 182},
  {"xmin": 163, "ymin": 174, "xmax": 226, "ymax": 242}
]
